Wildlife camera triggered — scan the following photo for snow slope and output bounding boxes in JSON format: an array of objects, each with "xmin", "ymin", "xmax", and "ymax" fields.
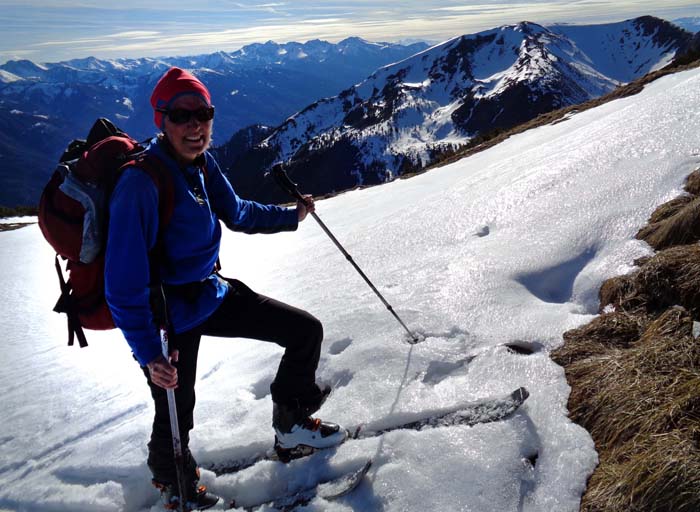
[
  {"xmin": 552, "ymin": 18, "xmax": 680, "ymax": 82},
  {"xmin": 1, "ymin": 66, "xmax": 699, "ymax": 511}
]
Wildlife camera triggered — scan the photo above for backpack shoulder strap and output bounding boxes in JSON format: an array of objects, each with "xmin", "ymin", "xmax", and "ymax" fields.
[
  {"xmin": 120, "ymin": 153, "xmax": 175, "ymax": 292},
  {"xmin": 125, "ymin": 153, "xmax": 175, "ymax": 229}
]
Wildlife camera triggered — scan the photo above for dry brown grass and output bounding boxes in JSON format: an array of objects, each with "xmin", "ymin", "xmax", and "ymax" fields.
[
  {"xmin": 552, "ymin": 311, "xmax": 647, "ymax": 366},
  {"xmin": 597, "ymin": 245, "xmax": 700, "ymax": 317},
  {"xmin": 684, "ymin": 169, "xmax": 700, "ymax": 195},
  {"xmin": 559, "ymin": 163, "xmax": 700, "ymax": 511},
  {"xmin": 637, "ymin": 196, "xmax": 700, "ymax": 250},
  {"xmin": 635, "ymin": 246, "xmax": 700, "ymax": 317},
  {"xmin": 562, "ymin": 306, "xmax": 700, "ymax": 512},
  {"xmin": 599, "ymin": 274, "xmax": 645, "ymax": 314},
  {"xmin": 0, "ymin": 222, "xmax": 35, "ymax": 232},
  {"xmin": 633, "ymin": 167, "xmax": 700, "ymax": 250},
  {"xmin": 646, "ymin": 194, "xmax": 695, "ymax": 225},
  {"xmin": 582, "ymin": 426, "xmax": 700, "ymax": 512}
]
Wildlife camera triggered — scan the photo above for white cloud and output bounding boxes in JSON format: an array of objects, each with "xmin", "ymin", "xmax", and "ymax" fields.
[
  {"xmin": 2, "ymin": 0, "xmax": 700, "ymax": 63},
  {"xmin": 105, "ymin": 30, "xmax": 161, "ymax": 39}
]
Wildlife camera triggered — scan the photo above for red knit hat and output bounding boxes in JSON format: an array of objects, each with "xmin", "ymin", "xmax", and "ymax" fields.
[{"xmin": 150, "ymin": 67, "xmax": 211, "ymax": 129}]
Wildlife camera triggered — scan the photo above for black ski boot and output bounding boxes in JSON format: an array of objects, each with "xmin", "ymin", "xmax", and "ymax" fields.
[
  {"xmin": 272, "ymin": 384, "xmax": 347, "ymax": 461},
  {"xmin": 153, "ymin": 469, "xmax": 220, "ymax": 511}
]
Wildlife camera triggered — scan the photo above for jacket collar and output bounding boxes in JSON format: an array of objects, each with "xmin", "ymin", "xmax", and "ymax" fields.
[{"xmin": 151, "ymin": 135, "xmax": 206, "ymax": 171}]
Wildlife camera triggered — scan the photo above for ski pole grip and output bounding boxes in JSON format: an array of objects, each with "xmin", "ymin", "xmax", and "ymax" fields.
[{"xmin": 272, "ymin": 163, "xmax": 304, "ymax": 201}]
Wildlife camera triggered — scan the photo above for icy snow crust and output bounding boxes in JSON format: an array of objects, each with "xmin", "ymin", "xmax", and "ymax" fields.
[{"xmin": 1, "ymin": 67, "xmax": 700, "ymax": 511}]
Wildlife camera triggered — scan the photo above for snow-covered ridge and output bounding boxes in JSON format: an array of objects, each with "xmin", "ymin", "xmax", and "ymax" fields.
[
  {"xmin": 278, "ymin": 17, "xmax": 686, "ymax": 152},
  {"xmin": 0, "ymin": 69, "xmax": 22, "ymax": 83},
  {"xmin": 0, "ymin": 37, "xmax": 427, "ymax": 82},
  {"xmin": 673, "ymin": 16, "xmax": 700, "ymax": 33},
  {"xmin": 232, "ymin": 16, "xmax": 691, "ymax": 202}
]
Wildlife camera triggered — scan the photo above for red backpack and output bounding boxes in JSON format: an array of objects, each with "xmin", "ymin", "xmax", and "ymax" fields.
[{"xmin": 39, "ymin": 118, "xmax": 175, "ymax": 348}]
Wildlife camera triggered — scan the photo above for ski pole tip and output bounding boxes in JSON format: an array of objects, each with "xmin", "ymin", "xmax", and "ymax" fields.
[{"xmin": 405, "ymin": 331, "xmax": 425, "ymax": 345}]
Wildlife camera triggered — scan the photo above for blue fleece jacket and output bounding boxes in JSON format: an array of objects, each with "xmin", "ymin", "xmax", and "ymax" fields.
[{"xmin": 105, "ymin": 138, "xmax": 298, "ymax": 366}]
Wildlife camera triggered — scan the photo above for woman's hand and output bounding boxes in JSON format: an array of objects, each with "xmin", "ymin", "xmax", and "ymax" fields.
[
  {"xmin": 297, "ymin": 195, "xmax": 315, "ymax": 222},
  {"xmin": 146, "ymin": 350, "xmax": 179, "ymax": 389}
]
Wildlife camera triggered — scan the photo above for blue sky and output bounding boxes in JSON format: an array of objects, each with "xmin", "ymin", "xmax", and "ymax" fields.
[{"xmin": 1, "ymin": 0, "xmax": 699, "ymax": 64}]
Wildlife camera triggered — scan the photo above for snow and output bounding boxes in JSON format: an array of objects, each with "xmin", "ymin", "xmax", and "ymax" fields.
[
  {"xmin": 0, "ymin": 216, "xmax": 35, "ymax": 224},
  {"xmin": 552, "ymin": 20, "xmax": 679, "ymax": 83},
  {"xmin": 0, "ymin": 70, "xmax": 22, "ymax": 83},
  {"xmin": 2, "ymin": 66, "xmax": 700, "ymax": 511},
  {"xmin": 268, "ymin": 18, "xmax": 683, "ymax": 180},
  {"xmin": 673, "ymin": 16, "xmax": 700, "ymax": 33}
]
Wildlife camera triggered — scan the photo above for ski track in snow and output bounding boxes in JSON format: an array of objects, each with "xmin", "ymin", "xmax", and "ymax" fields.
[{"xmin": 1, "ymin": 67, "xmax": 700, "ymax": 511}]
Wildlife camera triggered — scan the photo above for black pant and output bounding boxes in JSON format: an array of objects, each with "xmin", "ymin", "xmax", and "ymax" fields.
[{"xmin": 142, "ymin": 278, "xmax": 324, "ymax": 484}]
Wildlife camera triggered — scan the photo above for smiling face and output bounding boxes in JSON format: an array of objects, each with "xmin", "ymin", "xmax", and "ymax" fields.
[{"xmin": 163, "ymin": 94, "xmax": 213, "ymax": 165}]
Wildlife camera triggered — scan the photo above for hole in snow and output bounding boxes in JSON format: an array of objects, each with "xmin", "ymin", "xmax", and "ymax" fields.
[
  {"xmin": 524, "ymin": 451, "xmax": 539, "ymax": 468},
  {"xmin": 515, "ymin": 248, "xmax": 596, "ymax": 304},
  {"xmin": 330, "ymin": 369, "xmax": 353, "ymax": 389},
  {"xmin": 201, "ymin": 361, "xmax": 223, "ymax": 381},
  {"xmin": 421, "ymin": 357, "xmax": 475, "ymax": 384},
  {"xmin": 408, "ymin": 325, "xmax": 472, "ymax": 345},
  {"xmin": 474, "ymin": 225, "xmax": 490, "ymax": 237},
  {"xmin": 329, "ymin": 337, "xmax": 352, "ymax": 355},
  {"xmin": 250, "ymin": 376, "xmax": 273, "ymax": 400},
  {"xmin": 502, "ymin": 340, "xmax": 545, "ymax": 355}
]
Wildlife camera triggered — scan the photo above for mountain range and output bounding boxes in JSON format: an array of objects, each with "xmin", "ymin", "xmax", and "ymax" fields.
[
  {"xmin": 0, "ymin": 38, "xmax": 428, "ymax": 206},
  {"xmin": 0, "ymin": 16, "xmax": 697, "ymax": 207},
  {"xmin": 673, "ymin": 17, "xmax": 700, "ymax": 33},
  {"xmin": 215, "ymin": 16, "xmax": 696, "ymax": 203}
]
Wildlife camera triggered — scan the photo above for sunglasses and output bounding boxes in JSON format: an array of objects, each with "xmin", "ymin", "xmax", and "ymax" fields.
[{"xmin": 157, "ymin": 106, "xmax": 215, "ymax": 125}]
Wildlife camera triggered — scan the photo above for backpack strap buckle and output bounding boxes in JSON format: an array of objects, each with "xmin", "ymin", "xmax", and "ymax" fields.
[{"xmin": 53, "ymin": 255, "xmax": 89, "ymax": 348}]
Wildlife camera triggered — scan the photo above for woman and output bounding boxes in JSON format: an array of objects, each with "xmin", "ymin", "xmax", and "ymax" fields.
[{"xmin": 105, "ymin": 67, "xmax": 346, "ymax": 510}]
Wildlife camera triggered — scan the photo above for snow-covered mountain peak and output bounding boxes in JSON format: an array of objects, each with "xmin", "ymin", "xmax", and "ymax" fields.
[
  {"xmin": 339, "ymin": 36, "xmax": 373, "ymax": 46},
  {"xmin": 512, "ymin": 20, "xmax": 549, "ymax": 35},
  {"xmin": 67, "ymin": 56, "xmax": 107, "ymax": 71},
  {"xmin": 0, "ymin": 69, "xmax": 22, "ymax": 83},
  {"xmin": 227, "ymin": 16, "xmax": 693, "ymax": 203},
  {"xmin": 551, "ymin": 16, "xmax": 686, "ymax": 82},
  {"xmin": 1, "ymin": 59, "xmax": 48, "ymax": 80}
]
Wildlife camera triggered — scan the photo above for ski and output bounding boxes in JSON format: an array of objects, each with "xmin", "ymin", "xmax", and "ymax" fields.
[
  {"xmin": 224, "ymin": 459, "xmax": 372, "ymax": 511},
  {"xmin": 211, "ymin": 387, "xmax": 528, "ymax": 475},
  {"xmin": 353, "ymin": 386, "xmax": 529, "ymax": 438}
]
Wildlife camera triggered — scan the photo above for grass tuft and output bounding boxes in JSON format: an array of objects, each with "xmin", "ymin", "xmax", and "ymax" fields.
[{"xmin": 559, "ymin": 167, "xmax": 700, "ymax": 511}]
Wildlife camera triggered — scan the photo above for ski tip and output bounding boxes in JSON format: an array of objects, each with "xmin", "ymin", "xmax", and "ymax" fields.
[
  {"xmin": 351, "ymin": 424, "xmax": 363, "ymax": 440},
  {"xmin": 318, "ymin": 459, "xmax": 373, "ymax": 500},
  {"xmin": 513, "ymin": 387, "xmax": 530, "ymax": 402},
  {"xmin": 360, "ymin": 458, "xmax": 373, "ymax": 473},
  {"xmin": 404, "ymin": 331, "xmax": 426, "ymax": 344}
]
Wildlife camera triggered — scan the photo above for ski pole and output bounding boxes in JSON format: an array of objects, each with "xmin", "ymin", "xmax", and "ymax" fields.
[
  {"xmin": 157, "ymin": 285, "xmax": 187, "ymax": 512},
  {"xmin": 271, "ymin": 164, "xmax": 419, "ymax": 343}
]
